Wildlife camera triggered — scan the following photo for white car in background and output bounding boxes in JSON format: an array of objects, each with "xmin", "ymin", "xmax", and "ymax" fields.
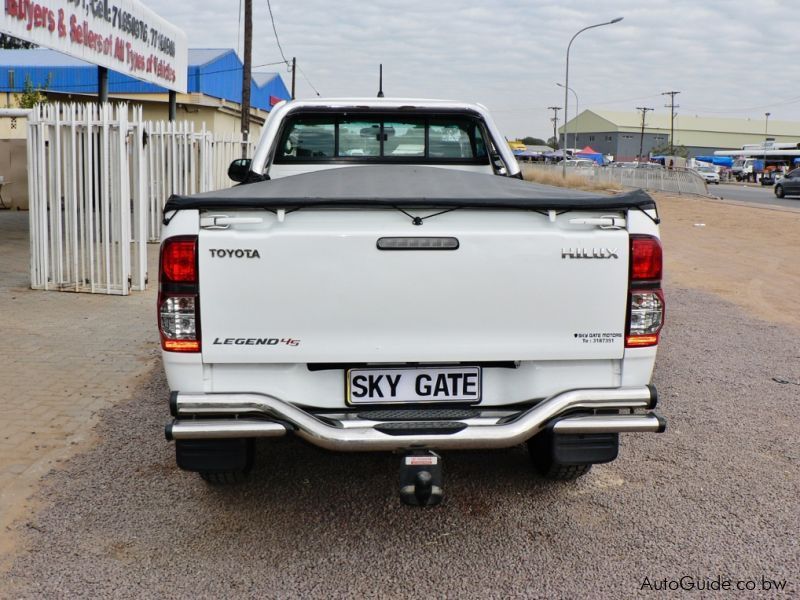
[
  {"xmin": 563, "ymin": 159, "xmax": 596, "ymax": 168},
  {"xmin": 695, "ymin": 166, "xmax": 720, "ymax": 184}
]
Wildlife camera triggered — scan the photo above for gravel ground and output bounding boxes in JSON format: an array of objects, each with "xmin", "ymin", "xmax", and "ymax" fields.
[{"xmin": 5, "ymin": 286, "xmax": 799, "ymax": 599}]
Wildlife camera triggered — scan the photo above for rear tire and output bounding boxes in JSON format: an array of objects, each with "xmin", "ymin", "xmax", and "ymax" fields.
[
  {"xmin": 534, "ymin": 461, "xmax": 592, "ymax": 481},
  {"xmin": 527, "ymin": 432, "xmax": 593, "ymax": 481},
  {"xmin": 199, "ymin": 470, "xmax": 249, "ymax": 485},
  {"xmin": 775, "ymin": 185, "xmax": 785, "ymax": 198}
]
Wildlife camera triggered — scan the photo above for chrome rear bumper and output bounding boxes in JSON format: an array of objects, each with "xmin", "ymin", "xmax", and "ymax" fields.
[{"xmin": 165, "ymin": 385, "xmax": 664, "ymax": 451}]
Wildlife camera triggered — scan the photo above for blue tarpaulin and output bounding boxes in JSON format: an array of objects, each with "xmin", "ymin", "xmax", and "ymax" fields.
[
  {"xmin": 575, "ymin": 152, "xmax": 604, "ymax": 165},
  {"xmin": 695, "ymin": 156, "xmax": 734, "ymax": 167}
]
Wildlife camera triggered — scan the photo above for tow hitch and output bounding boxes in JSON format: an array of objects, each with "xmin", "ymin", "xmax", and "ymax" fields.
[{"xmin": 399, "ymin": 451, "xmax": 443, "ymax": 507}]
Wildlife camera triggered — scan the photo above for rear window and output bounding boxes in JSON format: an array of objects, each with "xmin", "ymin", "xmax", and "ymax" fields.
[{"xmin": 275, "ymin": 114, "xmax": 488, "ymax": 163}]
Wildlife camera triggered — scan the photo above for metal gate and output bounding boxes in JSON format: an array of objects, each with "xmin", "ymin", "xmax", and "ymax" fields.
[
  {"xmin": 28, "ymin": 103, "xmax": 147, "ymax": 295},
  {"xmin": 28, "ymin": 102, "xmax": 255, "ymax": 294}
]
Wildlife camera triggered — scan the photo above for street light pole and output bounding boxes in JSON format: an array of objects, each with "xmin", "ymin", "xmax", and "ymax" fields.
[
  {"xmin": 562, "ymin": 17, "xmax": 623, "ymax": 177},
  {"xmin": 557, "ymin": 83, "xmax": 578, "ymax": 151}
]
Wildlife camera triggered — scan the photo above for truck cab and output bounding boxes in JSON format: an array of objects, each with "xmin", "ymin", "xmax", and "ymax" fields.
[{"xmin": 229, "ymin": 98, "xmax": 521, "ymax": 182}]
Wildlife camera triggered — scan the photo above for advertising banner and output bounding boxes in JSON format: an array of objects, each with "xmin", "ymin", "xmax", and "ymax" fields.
[{"xmin": 1, "ymin": 0, "xmax": 187, "ymax": 92}]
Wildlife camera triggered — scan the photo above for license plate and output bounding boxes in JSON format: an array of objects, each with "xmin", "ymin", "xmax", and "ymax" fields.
[{"xmin": 346, "ymin": 367, "xmax": 481, "ymax": 405}]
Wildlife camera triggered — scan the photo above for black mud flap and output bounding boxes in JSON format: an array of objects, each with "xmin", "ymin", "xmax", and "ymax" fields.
[
  {"xmin": 399, "ymin": 451, "xmax": 443, "ymax": 507},
  {"xmin": 549, "ymin": 430, "xmax": 619, "ymax": 465},
  {"xmin": 175, "ymin": 438, "xmax": 254, "ymax": 473}
]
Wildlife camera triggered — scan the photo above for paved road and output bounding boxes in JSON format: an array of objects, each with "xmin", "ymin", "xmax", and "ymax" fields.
[
  {"xmin": 5, "ymin": 285, "xmax": 798, "ymax": 598},
  {"xmin": 713, "ymin": 182, "xmax": 800, "ymax": 209}
]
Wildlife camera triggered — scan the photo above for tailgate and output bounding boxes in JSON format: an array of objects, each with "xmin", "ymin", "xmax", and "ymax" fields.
[{"xmin": 198, "ymin": 209, "xmax": 630, "ymax": 364}]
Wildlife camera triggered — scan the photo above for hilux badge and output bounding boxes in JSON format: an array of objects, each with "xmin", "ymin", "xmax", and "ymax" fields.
[{"xmin": 561, "ymin": 248, "xmax": 619, "ymax": 259}]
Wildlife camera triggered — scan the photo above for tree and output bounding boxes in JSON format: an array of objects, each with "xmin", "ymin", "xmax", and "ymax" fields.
[
  {"xmin": 650, "ymin": 143, "xmax": 689, "ymax": 158},
  {"xmin": 0, "ymin": 34, "xmax": 36, "ymax": 49},
  {"xmin": 522, "ymin": 136, "xmax": 547, "ymax": 146},
  {"xmin": 546, "ymin": 136, "xmax": 557, "ymax": 149},
  {"xmin": 15, "ymin": 75, "xmax": 50, "ymax": 109}
]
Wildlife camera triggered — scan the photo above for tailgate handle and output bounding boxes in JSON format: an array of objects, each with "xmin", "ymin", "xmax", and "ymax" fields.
[
  {"xmin": 200, "ymin": 215, "xmax": 264, "ymax": 229},
  {"xmin": 568, "ymin": 216, "xmax": 626, "ymax": 228}
]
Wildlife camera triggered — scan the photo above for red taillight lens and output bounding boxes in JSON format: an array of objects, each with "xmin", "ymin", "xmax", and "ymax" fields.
[
  {"xmin": 159, "ymin": 236, "xmax": 200, "ymax": 353},
  {"xmin": 630, "ymin": 235, "xmax": 662, "ymax": 282},
  {"xmin": 161, "ymin": 237, "xmax": 197, "ymax": 283}
]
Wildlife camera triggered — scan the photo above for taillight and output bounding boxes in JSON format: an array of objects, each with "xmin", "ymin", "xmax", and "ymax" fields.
[
  {"xmin": 626, "ymin": 235, "xmax": 664, "ymax": 348},
  {"xmin": 630, "ymin": 235, "xmax": 662, "ymax": 282},
  {"xmin": 161, "ymin": 238, "xmax": 197, "ymax": 283},
  {"xmin": 159, "ymin": 236, "xmax": 200, "ymax": 352}
]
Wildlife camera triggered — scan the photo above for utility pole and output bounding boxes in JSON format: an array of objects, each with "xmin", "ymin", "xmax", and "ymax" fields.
[
  {"xmin": 547, "ymin": 106, "xmax": 561, "ymax": 150},
  {"xmin": 291, "ymin": 57, "xmax": 296, "ymax": 99},
  {"xmin": 661, "ymin": 91, "xmax": 680, "ymax": 154},
  {"xmin": 240, "ymin": 0, "xmax": 252, "ymax": 157},
  {"xmin": 636, "ymin": 107, "xmax": 654, "ymax": 162},
  {"xmin": 764, "ymin": 112, "xmax": 770, "ymax": 182}
]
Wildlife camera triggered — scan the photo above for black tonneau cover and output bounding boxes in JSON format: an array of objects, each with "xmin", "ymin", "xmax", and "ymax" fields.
[{"xmin": 164, "ymin": 165, "xmax": 656, "ymax": 213}]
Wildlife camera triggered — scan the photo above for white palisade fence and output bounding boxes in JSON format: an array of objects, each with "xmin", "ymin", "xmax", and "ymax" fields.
[
  {"xmin": 28, "ymin": 102, "xmax": 253, "ymax": 294},
  {"xmin": 520, "ymin": 163, "xmax": 709, "ymax": 196},
  {"xmin": 28, "ymin": 103, "xmax": 147, "ymax": 295},
  {"xmin": 211, "ymin": 133, "xmax": 257, "ymax": 192}
]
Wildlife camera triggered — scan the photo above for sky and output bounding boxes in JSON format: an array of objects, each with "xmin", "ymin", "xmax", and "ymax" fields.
[{"xmin": 155, "ymin": 0, "xmax": 798, "ymax": 140}]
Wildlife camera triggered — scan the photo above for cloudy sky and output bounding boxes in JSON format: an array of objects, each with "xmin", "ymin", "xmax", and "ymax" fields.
[{"xmin": 156, "ymin": 0, "xmax": 797, "ymax": 140}]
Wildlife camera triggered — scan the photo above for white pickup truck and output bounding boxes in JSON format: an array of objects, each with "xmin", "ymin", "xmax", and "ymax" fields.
[{"xmin": 160, "ymin": 98, "xmax": 666, "ymax": 505}]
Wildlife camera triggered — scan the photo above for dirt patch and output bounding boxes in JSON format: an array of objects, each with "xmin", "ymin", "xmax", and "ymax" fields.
[
  {"xmin": 521, "ymin": 167, "xmax": 623, "ymax": 193},
  {"xmin": 653, "ymin": 193, "xmax": 800, "ymax": 327}
]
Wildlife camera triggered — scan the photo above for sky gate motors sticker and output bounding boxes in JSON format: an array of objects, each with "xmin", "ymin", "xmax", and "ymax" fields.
[{"xmin": 574, "ymin": 332, "xmax": 623, "ymax": 344}]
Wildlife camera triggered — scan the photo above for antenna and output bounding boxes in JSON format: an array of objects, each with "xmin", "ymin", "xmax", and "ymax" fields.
[{"xmin": 377, "ymin": 64, "xmax": 384, "ymax": 98}]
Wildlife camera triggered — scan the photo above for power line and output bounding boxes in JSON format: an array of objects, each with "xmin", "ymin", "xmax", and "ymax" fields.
[
  {"xmin": 297, "ymin": 64, "xmax": 320, "ymax": 96},
  {"xmin": 264, "ymin": 1, "xmax": 320, "ymax": 97},
  {"xmin": 681, "ymin": 97, "xmax": 800, "ymax": 113},
  {"xmin": 266, "ymin": 0, "xmax": 290, "ymax": 66}
]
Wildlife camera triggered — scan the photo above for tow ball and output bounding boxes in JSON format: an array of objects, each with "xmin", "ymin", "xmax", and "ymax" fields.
[{"xmin": 399, "ymin": 451, "xmax": 443, "ymax": 507}]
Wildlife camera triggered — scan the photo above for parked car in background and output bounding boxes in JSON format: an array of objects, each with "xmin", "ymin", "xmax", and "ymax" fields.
[
  {"xmin": 731, "ymin": 158, "xmax": 763, "ymax": 182},
  {"xmin": 760, "ymin": 170, "xmax": 782, "ymax": 186},
  {"xmin": 563, "ymin": 159, "xmax": 595, "ymax": 168},
  {"xmin": 695, "ymin": 166, "xmax": 720, "ymax": 184},
  {"xmin": 774, "ymin": 168, "xmax": 800, "ymax": 198}
]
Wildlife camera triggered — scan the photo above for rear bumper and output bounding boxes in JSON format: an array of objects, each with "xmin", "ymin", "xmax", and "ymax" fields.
[{"xmin": 165, "ymin": 385, "xmax": 665, "ymax": 452}]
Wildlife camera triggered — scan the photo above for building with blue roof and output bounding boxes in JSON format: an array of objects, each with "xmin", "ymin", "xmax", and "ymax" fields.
[{"xmin": 0, "ymin": 48, "xmax": 291, "ymax": 209}]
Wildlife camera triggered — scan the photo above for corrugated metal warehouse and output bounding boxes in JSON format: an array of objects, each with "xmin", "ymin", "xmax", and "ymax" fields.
[{"xmin": 560, "ymin": 110, "xmax": 800, "ymax": 161}]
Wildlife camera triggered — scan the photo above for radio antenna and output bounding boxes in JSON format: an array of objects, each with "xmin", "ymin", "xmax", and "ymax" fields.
[{"xmin": 377, "ymin": 64, "xmax": 384, "ymax": 98}]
